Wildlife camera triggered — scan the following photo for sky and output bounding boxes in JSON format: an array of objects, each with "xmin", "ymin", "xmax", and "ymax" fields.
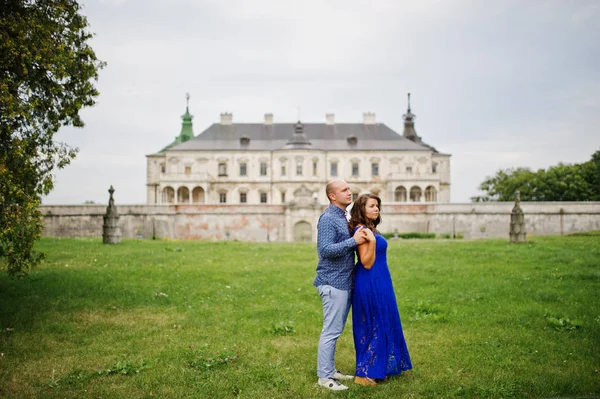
[{"xmin": 42, "ymin": 0, "xmax": 600, "ymax": 205}]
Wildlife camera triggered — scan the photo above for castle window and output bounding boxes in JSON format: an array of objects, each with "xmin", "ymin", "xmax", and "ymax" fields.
[
  {"xmin": 240, "ymin": 192, "xmax": 247, "ymax": 203},
  {"xmin": 395, "ymin": 186, "xmax": 407, "ymax": 202},
  {"xmin": 330, "ymin": 162, "xmax": 338, "ymax": 177},
  {"xmin": 160, "ymin": 163, "xmax": 166, "ymax": 173},
  {"xmin": 371, "ymin": 163, "xmax": 379, "ymax": 177},
  {"xmin": 432, "ymin": 163, "xmax": 438, "ymax": 173},
  {"xmin": 218, "ymin": 163, "xmax": 227, "ymax": 176},
  {"xmin": 313, "ymin": 161, "xmax": 318, "ymax": 176},
  {"xmin": 281, "ymin": 165, "xmax": 286, "ymax": 176},
  {"xmin": 406, "ymin": 166, "xmax": 412, "ymax": 174},
  {"xmin": 260, "ymin": 192, "xmax": 268, "ymax": 203},
  {"xmin": 352, "ymin": 162, "xmax": 359, "ymax": 177},
  {"xmin": 219, "ymin": 192, "xmax": 227, "ymax": 203},
  {"xmin": 185, "ymin": 166, "xmax": 191, "ymax": 175},
  {"xmin": 296, "ymin": 161, "xmax": 303, "ymax": 176},
  {"xmin": 281, "ymin": 191, "xmax": 286, "ymax": 203},
  {"xmin": 260, "ymin": 162, "xmax": 268, "ymax": 176},
  {"xmin": 240, "ymin": 163, "xmax": 247, "ymax": 176}
]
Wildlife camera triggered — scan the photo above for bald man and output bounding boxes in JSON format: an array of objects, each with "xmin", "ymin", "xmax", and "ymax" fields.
[{"xmin": 313, "ymin": 180, "xmax": 367, "ymax": 391}]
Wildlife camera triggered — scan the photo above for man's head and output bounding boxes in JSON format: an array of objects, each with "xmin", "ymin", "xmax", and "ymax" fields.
[{"xmin": 326, "ymin": 180, "xmax": 352, "ymax": 209}]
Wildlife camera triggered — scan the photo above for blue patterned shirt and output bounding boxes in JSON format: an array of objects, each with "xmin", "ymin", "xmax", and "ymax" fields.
[{"xmin": 313, "ymin": 204, "xmax": 357, "ymax": 290}]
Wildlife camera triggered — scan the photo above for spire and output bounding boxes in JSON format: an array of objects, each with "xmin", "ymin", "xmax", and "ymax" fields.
[
  {"xmin": 179, "ymin": 92, "xmax": 194, "ymax": 142},
  {"xmin": 158, "ymin": 93, "xmax": 195, "ymax": 152},
  {"xmin": 403, "ymin": 92, "xmax": 420, "ymax": 143}
]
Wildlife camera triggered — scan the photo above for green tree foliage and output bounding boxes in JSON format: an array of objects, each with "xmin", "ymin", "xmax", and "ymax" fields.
[
  {"xmin": 472, "ymin": 150, "xmax": 600, "ymax": 202},
  {"xmin": 0, "ymin": 0, "xmax": 104, "ymax": 277}
]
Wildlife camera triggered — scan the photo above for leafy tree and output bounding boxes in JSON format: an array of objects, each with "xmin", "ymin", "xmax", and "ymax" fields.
[
  {"xmin": 471, "ymin": 167, "xmax": 538, "ymax": 202},
  {"xmin": 472, "ymin": 150, "xmax": 600, "ymax": 202},
  {"xmin": 1, "ymin": 0, "xmax": 105, "ymax": 277}
]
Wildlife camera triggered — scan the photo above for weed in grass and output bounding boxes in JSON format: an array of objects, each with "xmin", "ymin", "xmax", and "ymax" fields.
[
  {"xmin": 98, "ymin": 359, "xmax": 149, "ymax": 376},
  {"xmin": 268, "ymin": 320, "xmax": 295, "ymax": 335},
  {"xmin": 409, "ymin": 300, "xmax": 447, "ymax": 322},
  {"xmin": 164, "ymin": 246, "xmax": 184, "ymax": 252},
  {"xmin": 184, "ymin": 346, "xmax": 238, "ymax": 372},
  {"xmin": 545, "ymin": 313, "xmax": 583, "ymax": 331}
]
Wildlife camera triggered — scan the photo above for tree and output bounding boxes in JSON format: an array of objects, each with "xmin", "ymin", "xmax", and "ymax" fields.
[
  {"xmin": 0, "ymin": 0, "xmax": 105, "ymax": 277},
  {"xmin": 471, "ymin": 167, "xmax": 538, "ymax": 202},
  {"xmin": 471, "ymin": 150, "xmax": 600, "ymax": 202}
]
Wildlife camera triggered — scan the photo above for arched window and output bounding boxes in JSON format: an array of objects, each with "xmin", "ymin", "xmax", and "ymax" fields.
[
  {"xmin": 394, "ymin": 186, "xmax": 407, "ymax": 202},
  {"xmin": 425, "ymin": 186, "xmax": 437, "ymax": 202},
  {"xmin": 162, "ymin": 187, "xmax": 175, "ymax": 204},
  {"xmin": 177, "ymin": 187, "xmax": 190, "ymax": 204},
  {"xmin": 192, "ymin": 187, "xmax": 205, "ymax": 203},
  {"xmin": 410, "ymin": 186, "xmax": 422, "ymax": 202}
]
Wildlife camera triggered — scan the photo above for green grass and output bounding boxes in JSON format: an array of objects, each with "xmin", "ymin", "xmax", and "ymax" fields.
[{"xmin": 1, "ymin": 236, "xmax": 599, "ymax": 398}]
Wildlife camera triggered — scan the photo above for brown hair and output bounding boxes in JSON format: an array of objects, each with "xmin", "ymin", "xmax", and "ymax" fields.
[{"xmin": 349, "ymin": 193, "xmax": 382, "ymax": 234}]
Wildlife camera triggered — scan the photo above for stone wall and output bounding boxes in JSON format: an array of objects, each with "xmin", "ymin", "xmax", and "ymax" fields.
[{"xmin": 40, "ymin": 202, "xmax": 600, "ymax": 241}]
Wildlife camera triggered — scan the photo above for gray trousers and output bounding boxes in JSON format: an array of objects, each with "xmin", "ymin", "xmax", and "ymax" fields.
[{"xmin": 316, "ymin": 285, "xmax": 351, "ymax": 379}]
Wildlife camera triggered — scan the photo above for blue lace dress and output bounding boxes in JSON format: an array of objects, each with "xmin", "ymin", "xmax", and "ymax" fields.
[{"xmin": 352, "ymin": 231, "xmax": 412, "ymax": 379}]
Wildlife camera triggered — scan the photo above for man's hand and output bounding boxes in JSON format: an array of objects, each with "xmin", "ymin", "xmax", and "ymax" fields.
[{"xmin": 353, "ymin": 226, "xmax": 368, "ymax": 245}]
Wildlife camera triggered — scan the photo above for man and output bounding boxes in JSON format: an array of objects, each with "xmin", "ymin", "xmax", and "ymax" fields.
[{"xmin": 314, "ymin": 180, "xmax": 367, "ymax": 391}]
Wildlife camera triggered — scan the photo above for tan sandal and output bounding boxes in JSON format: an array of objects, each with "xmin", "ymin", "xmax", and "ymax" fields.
[{"xmin": 354, "ymin": 376, "xmax": 377, "ymax": 386}]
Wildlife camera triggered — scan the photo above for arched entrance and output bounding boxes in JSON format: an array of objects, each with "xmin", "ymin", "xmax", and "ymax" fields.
[{"xmin": 294, "ymin": 221, "xmax": 312, "ymax": 242}]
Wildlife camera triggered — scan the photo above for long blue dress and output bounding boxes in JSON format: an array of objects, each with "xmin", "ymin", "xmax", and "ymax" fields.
[{"xmin": 352, "ymin": 231, "xmax": 412, "ymax": 379}]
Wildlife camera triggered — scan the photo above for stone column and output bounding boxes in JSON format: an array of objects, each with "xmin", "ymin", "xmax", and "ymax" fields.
[
  {"xmin": 509, "ymin": 190, "xmax": 527, "ymax": 243},
  {"xmin": 103, "ymin": 185, "xmax": 122, "ymax": 244}
]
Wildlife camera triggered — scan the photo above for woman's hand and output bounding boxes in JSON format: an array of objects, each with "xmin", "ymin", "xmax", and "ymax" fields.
[{"xmin": 363, "ymin": 228, "xmax": 376, "ymax": 242}]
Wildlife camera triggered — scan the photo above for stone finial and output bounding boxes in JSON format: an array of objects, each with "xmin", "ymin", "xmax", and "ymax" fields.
[
  {"xmin": 509, "ymin": 190, "xmax": 526, "ymax": 243},
  {"xmin": 103, "ymin": 185, "xmax": 122, "ymax": 244}
]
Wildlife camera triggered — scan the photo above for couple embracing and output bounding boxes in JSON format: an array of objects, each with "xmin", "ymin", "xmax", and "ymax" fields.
[{"xmin": 314, "ymin": 179, "xmax": 412, "ymax": 391}]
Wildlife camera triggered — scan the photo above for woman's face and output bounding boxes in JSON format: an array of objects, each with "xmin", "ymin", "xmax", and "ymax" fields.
[{"xmin": 364, "ymin": 198, "xmax": 380, "ymax": 221}]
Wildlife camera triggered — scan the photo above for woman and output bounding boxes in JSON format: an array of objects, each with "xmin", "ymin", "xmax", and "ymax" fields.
[{"xmin": 349, "ymin": 193, "xmax": 412, "ymax": 386}]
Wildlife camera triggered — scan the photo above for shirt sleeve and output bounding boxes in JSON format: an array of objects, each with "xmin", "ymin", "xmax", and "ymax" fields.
[{"xmin": 317, "ymin": 216, "xmax": 356, "ymax": 259}]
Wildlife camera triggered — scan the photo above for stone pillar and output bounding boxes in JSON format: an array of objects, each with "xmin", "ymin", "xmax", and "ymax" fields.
[
  {"xmin": 509, "ymin": 190, "xmax": 526, "ymax": 243},
  {"xmin": 103, "ymin": 185, "xmax": 122, "ymax": 244}
]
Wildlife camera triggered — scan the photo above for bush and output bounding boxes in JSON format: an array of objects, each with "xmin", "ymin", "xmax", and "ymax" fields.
[
  {"xmin": 382, "ymin": 232, "xmax": 436, "ymax": 240},
  {"xmin": 439, "ymin": 233, "xmax": 464, "ymax": 239}
]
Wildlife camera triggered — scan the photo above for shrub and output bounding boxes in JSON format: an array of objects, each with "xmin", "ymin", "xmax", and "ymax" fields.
[{"xmin": 381, "ymin": 232, "xmax": 436, "ymax": 240}]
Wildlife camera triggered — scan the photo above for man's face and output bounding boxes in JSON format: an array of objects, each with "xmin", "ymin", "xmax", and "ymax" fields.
[{"xmin": 330, "ymin": 182, "xmax": 352, "ymax": 207}]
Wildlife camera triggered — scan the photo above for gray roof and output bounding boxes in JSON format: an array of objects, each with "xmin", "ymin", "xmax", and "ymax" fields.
[{"xmin": 164, "ymin": 123, "xmax": 437, "ymax": 152}]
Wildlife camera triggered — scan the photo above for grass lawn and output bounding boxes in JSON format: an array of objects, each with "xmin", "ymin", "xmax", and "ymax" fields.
[{"xmin": 0, "ymin": 235, "xmax": 599, "ymax": 398}]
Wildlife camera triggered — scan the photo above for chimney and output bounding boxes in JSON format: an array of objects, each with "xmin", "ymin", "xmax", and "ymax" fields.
[
  {"xmin": 325, "ymin": 113, "xmax": 335, "ymax": 125},
  {"xmin": 264, "ymin": 113, "xmax": 273, "ymax": 125},
  {"xmin": 363, "ymin": 112, "xmax": 376, "ymax": 125},
  {"xmin": 220, "ymin": 112, "xmax": 233, "ymax": 125}
]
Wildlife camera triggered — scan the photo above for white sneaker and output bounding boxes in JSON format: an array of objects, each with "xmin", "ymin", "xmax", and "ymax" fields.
[
  {"xmin": 318, "ymin": 378, "xmax": 348, "ymax": 391},
  {"xmin": 333, "ymin": 370, "xmax": 354, "ymax": 380}
]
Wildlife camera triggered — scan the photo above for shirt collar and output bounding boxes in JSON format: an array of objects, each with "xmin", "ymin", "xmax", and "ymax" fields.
[{"xmin": 328, "ymin": 203, "xmax": 347, "ymax": 218}]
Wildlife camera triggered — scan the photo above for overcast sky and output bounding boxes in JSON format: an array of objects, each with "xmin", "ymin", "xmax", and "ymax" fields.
[{"xmin": 42, "ymin": 0, "xmax": 600, "ymax": 205}]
